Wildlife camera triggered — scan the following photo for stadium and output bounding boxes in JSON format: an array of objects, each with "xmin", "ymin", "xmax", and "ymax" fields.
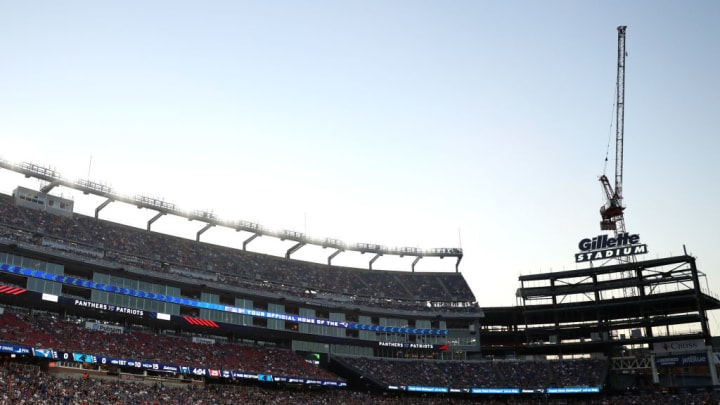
[{"xmin": 1, "ymin": 159, "xmax": 720, "ymax": 405}]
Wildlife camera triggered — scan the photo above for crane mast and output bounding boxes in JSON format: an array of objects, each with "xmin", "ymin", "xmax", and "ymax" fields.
[{"xmin": 600, "ymin": 25, "xmax": 627, "ymax": 235}]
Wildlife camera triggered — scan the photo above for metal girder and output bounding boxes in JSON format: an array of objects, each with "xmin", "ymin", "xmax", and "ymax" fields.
[
  {"xmin": 196, "ymin": 223, "xmax": 214, "ymax": 242},
  {"xmin": 455, "ymin": 255, "xmax": 463, "ymax": 273},
  {"xmin": 411, "ymin": 256, "xmax": 422, "ymax": 272},
  {"xmin": 368, "ymin": 253, "xmax": 382, "ymax": 270},
  {"xmin": 95, "ymin": 198, "xmax": 114, "ymax": 219},
  {"xmin": 327, "ymin": 249, "xmax": 343, "ymax": 266},
  {"xmin": 285, "ymin": 242, "xmax": 306, "ymax": 259},
  {"xmin": 147, "ymin": 212, "xmax": 165, "ymax": 231},
  {"xmin": 243, "ymin": 233, "xmax": 260, "ymax": 251},
  {"xmin": 40, "ymin": 180, "xmax": 61, "ymax": 194},
  {"xmin": 610, "ymin": 356, "xmax": 651, "ymax": 370}
]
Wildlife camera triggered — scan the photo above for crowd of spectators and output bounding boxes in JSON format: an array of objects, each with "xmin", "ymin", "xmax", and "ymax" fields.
[
  {"xmin": 0, "ymin": 307, "xmax": 611, "ymax": 392},
  {"xmin": 549, "ymin": 358, "xmax": 606, "ymax": 388},
  {"xmin": 0, "ymin": 361, "xmax": 447, "ymax": 405},
  {"xmin": 0, "ymin": 303, "xmax": 716, "ymax": 404},
  {"xmin": 1, "ymin": 307, "xmax": 606, "ymax": 392},
  {"xmin": 340, "ymin": 356, "xmax": 607, "ymax": 390},
  {"xmin": 0, "ymin": 193, "xmax": 476, "ymax": 312},
  {"xmin": 0, "ymin": 309, "xmax": 338, "ymax": 381},
  {"xmin": 2, "ymin": 361, "xmax": 720, "ymax": 405}
]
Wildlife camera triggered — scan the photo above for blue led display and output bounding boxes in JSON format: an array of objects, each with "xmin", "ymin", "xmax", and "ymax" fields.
[{"xmin": 0, "ymin": 263, "xmax": 447, "ymax": 335}]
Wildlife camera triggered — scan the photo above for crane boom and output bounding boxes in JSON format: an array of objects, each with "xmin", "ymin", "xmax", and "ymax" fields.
[
  {"xmin": 614, "ymin": 25, "xmax": 627, "ymax": 212},
  {"xmin": 600, "ymin": 26, "xmax": 627, "ymax": 234}
]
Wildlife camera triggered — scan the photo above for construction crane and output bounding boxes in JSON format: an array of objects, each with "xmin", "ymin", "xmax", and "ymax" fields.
[{"xmin": 599, "ymin": 25, "xmax": 627, "ymax": 235}]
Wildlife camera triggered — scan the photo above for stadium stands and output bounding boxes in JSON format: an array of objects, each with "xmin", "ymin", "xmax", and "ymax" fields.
[
  {"xmin": 339, "ymin": 356, "xmax": 606, "ymax": 391},
  {"xmin": 0, "ymin": 309, "xmax": 337, "ymax": 381},
  {"xmin": 3, "ymin": 187, "xmax": 718, "ymax": 402},
  {"xmin": 1, "ymin": 306, "xmax": 618, "ymax": 399},
  {"xmin": 2, "ymin": 359, "xmax": 719, "ymax": 404},
  {"xmin": 0, "ymin": 193, "xmax": 476, "ymax": 312},
  {"xmin": 1, "ymin": 306, "xmax": 616, "ymax": 399},
  {"xmin": 0, "ymin": 361, "xmax": 434, "ymax": 405}
]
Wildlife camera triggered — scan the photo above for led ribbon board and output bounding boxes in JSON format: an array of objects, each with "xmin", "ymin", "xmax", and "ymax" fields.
[{"xmin": 0, "ymin": 263, "xmax": 447, "ymax": 336}]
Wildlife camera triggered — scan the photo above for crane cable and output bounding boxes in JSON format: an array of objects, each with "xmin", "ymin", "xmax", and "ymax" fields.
[{"xmin": 603, "ymin": 85, "xmax": 618, "ymax": 177}]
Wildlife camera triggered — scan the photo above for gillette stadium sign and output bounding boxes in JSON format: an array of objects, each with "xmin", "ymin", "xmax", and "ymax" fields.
[{"xmin": 575, "ymin": 233, "xmax": 648, "ymax": 263}]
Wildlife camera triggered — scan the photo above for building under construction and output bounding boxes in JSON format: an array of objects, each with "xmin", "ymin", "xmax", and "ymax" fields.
[{"xmin": 479, "ymin": 253, "xmax": 720, "ymax": 389}]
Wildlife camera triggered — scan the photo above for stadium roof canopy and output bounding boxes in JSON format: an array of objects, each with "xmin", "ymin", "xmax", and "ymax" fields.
[{"xmin": 0, "ymin": 159, "xmax": 463, "ymax": 272}]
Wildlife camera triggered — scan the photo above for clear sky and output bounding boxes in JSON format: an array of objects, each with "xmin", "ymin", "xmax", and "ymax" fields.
[{"xmin": 1, "ymin": 1, "xmax": 719, "ymax": 325}]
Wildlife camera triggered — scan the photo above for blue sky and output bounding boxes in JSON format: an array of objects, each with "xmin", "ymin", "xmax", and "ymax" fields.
[{"xmin": 1, "ymin": 1, "xmax": 719, "ymax": 325}]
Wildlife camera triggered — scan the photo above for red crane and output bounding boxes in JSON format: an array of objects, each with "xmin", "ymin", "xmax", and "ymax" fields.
[{"xmin": 600, "ymin": 26, "xmax": 627, "ymax": 235}]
